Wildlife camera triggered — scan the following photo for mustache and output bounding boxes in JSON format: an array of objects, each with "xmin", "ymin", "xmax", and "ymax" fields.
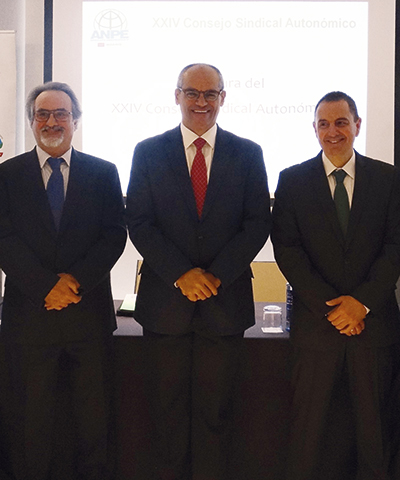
[{"xmin": 40, "ymin": 125, "xmax": 64, "ymax": 133}]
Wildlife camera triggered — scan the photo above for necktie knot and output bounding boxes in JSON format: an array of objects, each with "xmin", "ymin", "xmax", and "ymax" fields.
[
  {"xmin": 333, "ymin": 169, "xmax": 346, "ymax": 184},
  {"xmin": 193, "ymin": 137, "xmax": 206, "ymax": 151},
  {"xmin": 47, "ymin": 157, "xmax": 63, "ymax": 171}
]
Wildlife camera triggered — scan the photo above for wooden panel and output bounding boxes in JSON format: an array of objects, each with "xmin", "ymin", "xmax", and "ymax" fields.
[
  {"xmin": 251, "ymin": 262, "xmax": 287, "ymax": 303},
  {"xmin": 134, "ymin": 260, "xmax": 143, "ymax": 294}
]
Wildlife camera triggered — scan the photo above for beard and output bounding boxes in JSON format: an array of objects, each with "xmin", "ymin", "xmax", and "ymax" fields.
[{"xmin": 39, "ymin": 127, "xmax": 65, "ymax": 149}]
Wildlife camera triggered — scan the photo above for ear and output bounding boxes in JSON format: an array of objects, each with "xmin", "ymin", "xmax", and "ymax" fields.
[
  {"xmin": 73, "ymin": 120, "xmax": 79, "ymax": 131},
  {"xmin": 175, "ymin": 88, "xmax": 181, "ymax": 105},
  {"xmin": 312, "ymin": 121, "xmax": 317, "ymax": 135},
  {"xmin": 220, "ymin": 90, "xmax": 226, "ymax": 107},
  {"xmin": 355, "ymin": 117, "xmax": 362, "ymax": 137}
]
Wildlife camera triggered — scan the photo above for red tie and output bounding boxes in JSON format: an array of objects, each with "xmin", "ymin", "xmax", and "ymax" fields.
[{"xmin": 191, "ymin": 137, "xmax": 207, "ymax": 217}]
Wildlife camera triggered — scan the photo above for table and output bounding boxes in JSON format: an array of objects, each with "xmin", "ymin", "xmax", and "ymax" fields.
[
  {"xmin": 114, "ymin": 301, "xmax": 290, "ymax": 338},
  {"xmin": 113, "ymin": 302, "xmax": 292, "ymax": 480}
]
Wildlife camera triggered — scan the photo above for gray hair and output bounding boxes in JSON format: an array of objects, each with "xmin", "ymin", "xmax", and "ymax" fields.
[{"xmin": 26, "ymin": 81, "xmax": 82, "ymax": 123}]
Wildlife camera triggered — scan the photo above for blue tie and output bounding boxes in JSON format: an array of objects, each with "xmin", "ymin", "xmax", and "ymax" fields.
[{"xmin": 46, "ymin": 157, "xmax": 64, "ymax": 230}]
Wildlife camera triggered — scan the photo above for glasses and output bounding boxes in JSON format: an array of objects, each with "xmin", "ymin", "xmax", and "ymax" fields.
[
  {"xmin": 33, "ymin": 109, "xmax": 73, "ymax": 122},
  {"xmin": 177, "ymin": 88, "xmax": 223, "ymax": 102}
]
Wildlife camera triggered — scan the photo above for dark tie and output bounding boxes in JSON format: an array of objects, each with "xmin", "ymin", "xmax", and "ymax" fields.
[
  {"xmin": 46, "ymin": 157, "xmax": 65, "ymax": 230},
  {"xmin": 333, "ymin": 169, "xmax": 350, "ymax": 235},
  {"xmin": 191, "ymin": 138, "xmax": 207, "ymax": 218}
]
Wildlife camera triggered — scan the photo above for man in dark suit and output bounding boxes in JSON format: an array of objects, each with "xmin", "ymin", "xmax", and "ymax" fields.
[
  {"xmin": 272, "ymin": 91, "xmax": 400, "ymax": 480},
  {"xmin": 126, "ymin": 63, "xmax": 271, "ymax": 480},
  {"xmin": 0, "ymin": 82, "xmax": 126, "ymax": 480}
]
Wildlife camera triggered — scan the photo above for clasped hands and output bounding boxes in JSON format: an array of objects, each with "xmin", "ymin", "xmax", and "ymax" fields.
[
  {"xmin": 325, "ymin": 295, "xmax": 367, "ymax": 336},
  {"xmin": 175, "ymin": 267, "xmax": 221, "ymax": 302},
  {"xmin": 44, "ymin": 273, "xmax": 81, "ymax": 311}
]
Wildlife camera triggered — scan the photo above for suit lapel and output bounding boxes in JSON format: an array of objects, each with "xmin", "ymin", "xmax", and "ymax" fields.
[
  {"xmin": 21, "ymin": 149, "xmax": 58, "ymax": 236},
  {"xmin": 58, "ymin": 149, "xmax": 87, "ymax": 232},
  {"xmin": 345, "ymin": 153, "xmax": 369, "ymax": 245},
  {"xmin": 201, "ymin": 127, "xmax": 231, "ymax": 220},
  {"xmin": 310, "ymin": 155, "xmax": 345, "ymax": 245},
  {"xmin": 310, "ymin": 152, "xmax": 370, "ymax": 248},
  {"xmin": 164, "ymin": 127, "xmax": 199, "ymax": 220}
]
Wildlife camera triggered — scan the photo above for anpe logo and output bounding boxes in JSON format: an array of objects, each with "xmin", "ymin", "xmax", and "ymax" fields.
[{"xmin": 91, "ymin": 10, "xmax": 129, "ymax": 42}]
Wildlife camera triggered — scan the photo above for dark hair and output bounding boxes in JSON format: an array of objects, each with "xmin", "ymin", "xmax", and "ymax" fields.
[
  {"xmin": 177, "ymin": 63, "xmax": 224, "ymax": 90},
  {"xmin": 315, "ymin": 91, "xmax": 359, "ymax": 121},
  {"xmin": 26, "ymin": 81, "xmax": 82, "ymax": 123}
]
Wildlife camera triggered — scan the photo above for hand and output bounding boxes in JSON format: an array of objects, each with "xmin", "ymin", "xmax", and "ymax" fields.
[
  {"xmin": 175, "ymin": 268, "xmax": 221, "ymax": 302},
  {"xmin": 349, "ymin": 318, "xmax": 366, "ymax": 336},
  {"xmin": 326, "ymin": 296, "xmax": 367, "ymax": 336},
  {"xmin": 44, "ymin": 273, "xmax": 81, "ymax": 311}
]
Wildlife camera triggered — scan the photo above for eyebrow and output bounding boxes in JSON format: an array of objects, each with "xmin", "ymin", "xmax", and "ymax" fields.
[{"xmin": 318, "ymin": 117, "xmax": 349, "ymax": 123}]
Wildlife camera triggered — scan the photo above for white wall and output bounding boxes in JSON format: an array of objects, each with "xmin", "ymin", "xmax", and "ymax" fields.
[
  {"xmin": 0, "ymin": 0, "xmax": 44, "ymax": 153},
  {"xmin": 0, "ymin": 0, "xmax": 44, "ymax": 297}
]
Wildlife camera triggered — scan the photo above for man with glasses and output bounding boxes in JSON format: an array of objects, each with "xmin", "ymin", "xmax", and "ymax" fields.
[
  {"xmin": 126, "ymin": 63, "xmax": 271, "ymax": 480},
  {"xmin": 0, "ymin": 82, "xmax": 126, "ymax": 480}
]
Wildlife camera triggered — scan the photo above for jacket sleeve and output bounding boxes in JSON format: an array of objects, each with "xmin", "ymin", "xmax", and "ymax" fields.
[
  {"xmin": 126, "ymin": 141, "xmax": 195, "ymax": 287},
  {"xmin": 206, "ymin": 143, "xmax": 271, "ymax": 288},
  {"xmin": 272, "ymin": 168, "xmax": 339, "ymax": 319},
  {"xmin": 0, "ymin": 169, "xmax": 59, "ymax": 305},
  {"xmin": 67, "ymin": 162, "xmax": 127, "ymax": 294},
  {"xmin": 350, "ymin": 167, "xmax": 400, "ymax": 312}
]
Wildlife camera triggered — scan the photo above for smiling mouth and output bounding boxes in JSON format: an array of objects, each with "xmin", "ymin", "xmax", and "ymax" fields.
[{"xmin": 193, "ymin": 110, "xmax": 209, "ymax": 114}]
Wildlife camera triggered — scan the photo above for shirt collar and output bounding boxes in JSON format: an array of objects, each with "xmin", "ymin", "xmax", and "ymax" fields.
[
  {"xmin": 36, "ymin": 145, "xmax": 72, "ymax": 169},
  {"xmin": 322, "ymin": 151, "xmax": 356, "ymax": 180},
  {"xmin": 180, "ymin": 123, "xmax": 217, "ymax": 150}
]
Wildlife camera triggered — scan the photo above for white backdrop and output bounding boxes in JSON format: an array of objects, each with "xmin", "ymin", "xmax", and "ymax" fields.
[
  {"xmin": 53, "ymin": 0, "xmax": 396, "ymax": 300},
  {"xmin": 82, "ymin": 1, "xmax": 368, "ymax": 194},
  {"xmin": 0, "ymin": 31, "xmax": 16, "ymax": 163},
  {"xmin": 0, "ymin": 31, "xmax": 16, "ymax": 297}
]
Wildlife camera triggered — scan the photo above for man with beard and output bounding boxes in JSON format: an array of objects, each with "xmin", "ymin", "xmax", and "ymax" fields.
[{"xmin": 0, "ymin": 82, "xmax": 126, "ymax": 480}]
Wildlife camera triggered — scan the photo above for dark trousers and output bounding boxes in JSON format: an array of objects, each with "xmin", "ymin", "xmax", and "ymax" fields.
[
  {"xmin": 286, "ymin": 343, "xmax": 399, "ymax": 480},
  {"xmin": 6, "ymin": 338, "xmax": 113, "ymax": 480},
  {"xmin": 387, "ymin": 347, "xmax": 400, "ymax": 479},
  {"xmin": 143, "ymin": 328, "xmax": 244, "ymax": 480}
]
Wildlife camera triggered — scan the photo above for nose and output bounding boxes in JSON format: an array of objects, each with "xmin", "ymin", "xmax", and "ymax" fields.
[
  {"xmin": 46, "ymin": 112, "xmax": 58, "ymax": 126},
  {"xmin": 195, "ymin": 93, "xmax": 208, "ymax": 107},
  {"xmin": 327, "ymin": 123, "xmax": 339, "ymax": 135}
]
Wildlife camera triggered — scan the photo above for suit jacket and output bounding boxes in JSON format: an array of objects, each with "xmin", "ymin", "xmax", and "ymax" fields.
[
  {"xmin": 0, "ymin": 148, "xmax": 127, "ymax": 345},
  {"xmin": 126, "ymin": 126, "xmax": 271, "ymax": 336},
  {"xmin": 272, "ymin": 151, "xmax": 400, "ymax": 350}
]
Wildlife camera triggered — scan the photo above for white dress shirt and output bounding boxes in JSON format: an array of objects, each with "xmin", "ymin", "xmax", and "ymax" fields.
[
  {"xmin": 36, "ymin": 145, "xmax": 71, "ymax": 196},
  {"xmin": 322, "ymin": 151, "xmax": 356, "ymax": 207},
  {"xmin": 180, "ymin": 123, "xmax": 217, "ymax": 181}
]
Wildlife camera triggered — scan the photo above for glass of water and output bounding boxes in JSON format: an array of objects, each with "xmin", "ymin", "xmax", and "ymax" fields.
[{"xmin": 262, "ymin": 305, "xmax": 283, "ymax": 333}]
